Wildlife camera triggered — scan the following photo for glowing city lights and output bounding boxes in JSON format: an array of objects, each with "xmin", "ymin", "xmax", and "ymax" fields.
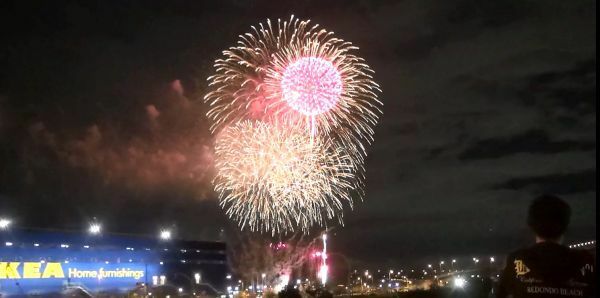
[{"xmin": 569, "ymin": 240, "xmax": 596, "ymax": 248}]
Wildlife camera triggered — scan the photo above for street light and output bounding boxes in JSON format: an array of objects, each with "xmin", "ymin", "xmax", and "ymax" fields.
[
  {"xmin": 160, "ymin": 229, "xmax": 172, "ymax": 240},
  {"xmin": 0, "ymin": 218, "xmax": 11, "ymax": 230},
  {"xmin": 88, "ymin": 223, "xmax": 101, "ymax": 235},
  {"xmin": 454, "ymin": 277, "xmax": 466, "ymax": 288},
  {"xmin": 490, "ymin": 257, "xmax": 495, "ymax": 263}
]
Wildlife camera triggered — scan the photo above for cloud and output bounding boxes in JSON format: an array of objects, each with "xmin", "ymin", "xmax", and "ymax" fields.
[
  {"xmin": 458, "ymin": 130, "xmax": 596, "ymax": 160},
  {"xmin": 493, "ymin": 169, "xmax": 596, "ymax": 195}
]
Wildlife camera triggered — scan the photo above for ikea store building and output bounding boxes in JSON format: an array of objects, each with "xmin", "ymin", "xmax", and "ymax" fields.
[{"xmin": 0, "ymin": 228, "xmax": 228, "ymax": 297}]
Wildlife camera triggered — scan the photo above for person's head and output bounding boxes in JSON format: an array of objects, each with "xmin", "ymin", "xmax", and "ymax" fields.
[{"xmin": 527, "ymin": 194, "xmax": 571, "ymax": 242}]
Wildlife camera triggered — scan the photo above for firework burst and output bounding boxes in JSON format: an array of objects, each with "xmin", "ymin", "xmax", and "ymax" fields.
[
  {"xmin": 213, "ymin": 121, "xmax": 359, "ymax": 234},
  {"xmin": 205, "ymin": 16, "xmax": 382, "ymax": 234},
  {"xmin": 204, "ymin": 15, "xmax": 382, "ymax": 160}
]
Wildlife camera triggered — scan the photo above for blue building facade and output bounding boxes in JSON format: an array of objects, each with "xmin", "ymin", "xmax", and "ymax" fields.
[{"xmin": 0, "ymin": 229, "xmax": 228, "ymax": 296}]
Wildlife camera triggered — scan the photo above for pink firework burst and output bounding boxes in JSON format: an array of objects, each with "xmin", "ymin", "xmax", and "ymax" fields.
[
  {"xmin": 205, "ymin": 15, "xmax": 382, "ymax": 161},
  {"xmin": 281, "ymin": 57, "xmax": 343, "ymax": 116}
]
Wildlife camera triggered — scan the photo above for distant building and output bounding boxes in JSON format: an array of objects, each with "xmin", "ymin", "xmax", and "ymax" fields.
[{"xmin": 0, "ymin": 229, "xmax": 228, "ymax": 296}]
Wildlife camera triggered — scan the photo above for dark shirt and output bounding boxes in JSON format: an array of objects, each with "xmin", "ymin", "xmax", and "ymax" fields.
[{"xmin": 497, "ymin": 242, "xmax": 595, "ymax": 298}]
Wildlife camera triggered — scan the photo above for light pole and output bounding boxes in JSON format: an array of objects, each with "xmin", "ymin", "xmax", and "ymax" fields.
[
  {"xmin": 439, "ymin": 261, "xmax": 444, "ymax": 272},
  {"xmin": 452, "ymin": 259, "xmax": 456, "ymax": 272},
  {"xmin": 358, "ymin": 277, "xmax": 363, "ymax": 293}
]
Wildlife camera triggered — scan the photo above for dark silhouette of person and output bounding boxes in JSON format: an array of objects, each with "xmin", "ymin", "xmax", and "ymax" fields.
[{"xmin": 497, "ymin": 195, "xmax": 595, "ymax": 297}]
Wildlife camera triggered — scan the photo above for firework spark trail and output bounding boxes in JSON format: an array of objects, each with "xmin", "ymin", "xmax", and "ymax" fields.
[{"xmin": 214, "ymin": 121, "xmax": 358, "ymax": 234}]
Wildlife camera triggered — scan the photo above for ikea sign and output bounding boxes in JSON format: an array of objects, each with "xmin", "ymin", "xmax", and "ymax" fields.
[
  {"xmin": 1, "ymin": 261, "xmax": 147, "ymax": 280},
  {"xmin": 1, "ymin": 261, "xmax": 157, "ymax": 296},
  {"xmin": 1, "ymin": 262, "xmax": 65, "ymax": 279}
]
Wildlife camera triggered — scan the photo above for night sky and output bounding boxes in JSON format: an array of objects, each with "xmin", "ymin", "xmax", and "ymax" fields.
[{"xmin": 0, "ymin": 0, "xmax": 596, "ymax": 269}]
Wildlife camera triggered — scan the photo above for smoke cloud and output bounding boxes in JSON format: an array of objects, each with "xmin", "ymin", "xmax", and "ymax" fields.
[{"xmin": 26, "ymin": 80, "xmax": 214, "ymax": 199}]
